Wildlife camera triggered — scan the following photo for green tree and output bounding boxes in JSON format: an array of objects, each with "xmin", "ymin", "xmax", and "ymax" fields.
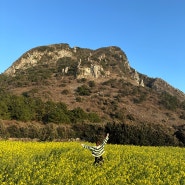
[
  {"xmin": 70, "ymin": 107, "xmax": 87, "ymax": 123},
  {"xmin": 0, "ymin": 101, "xmax": 10, "ymax": 119},
  {"xmin": 87, "ymin": 112, "xmax": 101, "ymax": 123},
  {"xmin": 8, "ymin": 96, "xmax": 33, "ymax": 121}
]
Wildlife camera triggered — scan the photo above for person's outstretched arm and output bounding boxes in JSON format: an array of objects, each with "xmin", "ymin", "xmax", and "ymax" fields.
[
  {"xmin": 101, "ymin": 133, "xmax": 109, "ymax": 147},
  {"xmin": 81, "ymin": 143, "xmax": 93, "ymax": 150}
]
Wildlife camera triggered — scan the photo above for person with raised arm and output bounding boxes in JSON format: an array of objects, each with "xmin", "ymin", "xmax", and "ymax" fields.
[{"xmin": 81, "ymin": 133, "xmax": 109, "ymax": 165}]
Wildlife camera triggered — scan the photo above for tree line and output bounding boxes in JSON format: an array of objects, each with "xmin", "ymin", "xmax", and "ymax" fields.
[
  {"xmin": 0, "ymin": 120, "xmax": 183, "ymax": 146},
  {"xmin": 0, "ymin": 90, "xmax": 101, "ymax": 124},
  {"xmin": 0, "ymin": 90, "xmax": 184, "ymax": 146}
]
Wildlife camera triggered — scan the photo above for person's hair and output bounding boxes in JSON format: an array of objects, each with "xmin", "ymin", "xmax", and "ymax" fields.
[{"xmin": 96, "ymin": 140, "xmax": 100, "ymax": 146}]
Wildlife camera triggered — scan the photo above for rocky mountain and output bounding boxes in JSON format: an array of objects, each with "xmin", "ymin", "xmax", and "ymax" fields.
[
  {"xmin": 4, "ymin": 44, "xmax": 138, "ymax": 83},
  {"xmin": 3, "ymin": 43, "xmax": 185, "ymax": 101},
  {"xmin": 1, "ymin": 43, "xmax": 185, "ymax": 144}
]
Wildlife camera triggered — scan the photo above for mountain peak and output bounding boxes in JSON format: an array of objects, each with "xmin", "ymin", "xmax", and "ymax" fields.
[
  {"xmin": 4, "ymin": 43, "xmax": 144, "ymax": 86},
  {"xmin": 4, "ymin": 43, "xmax": 185, "ymax": 102}
]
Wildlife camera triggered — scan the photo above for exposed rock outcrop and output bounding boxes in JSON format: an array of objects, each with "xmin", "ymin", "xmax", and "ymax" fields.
[
  {"xmin": 3, "ymin": 43, "xmax": 185, "ymax": 100},
  {"xmin": 150, "ymin": 78, "xmax": 185, "ymax": 101},
  {"xmin": 4, "ymin": 44, "xmax": 132, "ymax": 82},
  {"xmin": 5, "ymin": 48, "xmax": 73, "ymax": 76}
]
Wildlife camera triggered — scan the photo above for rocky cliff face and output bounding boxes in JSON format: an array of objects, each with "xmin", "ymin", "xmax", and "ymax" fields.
[
  {"xmin": 4, "ymin": 44, "xmax": 73, "ymax": 76},
  {"xmin": 3, "ymin": 43, "xmax": 185, "ymax": 102},
  {"xmin": 4, "ymin": 43, "xmax": 145, "ymax": 87},
  {"xmin": 150, "ymin": 78, "xmax": 185, "ymax": 101}
]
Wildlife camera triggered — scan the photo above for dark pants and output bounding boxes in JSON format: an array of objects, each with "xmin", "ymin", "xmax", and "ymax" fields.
[{"xmin": 94, "ymin": 156, "xmax": 104, "ymax": 165}]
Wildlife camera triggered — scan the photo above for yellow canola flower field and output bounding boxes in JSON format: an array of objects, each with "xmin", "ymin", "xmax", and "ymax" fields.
[{"xmin": 0, "ymin": 141, "xmax": 185, "ymax": 185}]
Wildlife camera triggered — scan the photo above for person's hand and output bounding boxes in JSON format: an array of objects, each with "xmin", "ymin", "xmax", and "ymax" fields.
[
  {"xmin": 107, "ymin": 133, "xmax": 109, "ymax": 137},
  {"xmin": 81, "ymin": 144, "xmax": 84, "ymax": 147}
]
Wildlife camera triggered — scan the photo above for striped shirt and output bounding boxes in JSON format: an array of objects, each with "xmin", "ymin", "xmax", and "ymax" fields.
[{"xmin": 82, "ymin": 135, "xmax": 109, "ymax": 157}]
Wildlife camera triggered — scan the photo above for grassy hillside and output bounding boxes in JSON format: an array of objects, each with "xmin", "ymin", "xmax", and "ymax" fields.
[
  {"xmin": 1, "ymin": 43, "xmax": 185, "ymax": 146},
  {"xmin": 0, "ymin": 141, "xmax": 185, "ymax": 184}
]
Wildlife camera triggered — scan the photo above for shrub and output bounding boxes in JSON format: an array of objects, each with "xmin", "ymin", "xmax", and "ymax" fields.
[
  {"xmin": 0, "ymin": 122, "xmax": 9, "ymax": 138},
  {"xmin": 180, "ymin": 101, "xmax": 185, "ymax": 110},
  {"xmin": 7, "ymin": 125, "xmax": 21, "ymax": 138},
  {"xmin": 88, "ymin": 80, "xmax": 96, "ymax": 88},
  {"xmin": 77, "ymin": 78, "xmax": 87, "ymax": 83},
  {"xmin": 61, "ymin": 89, "xmax": 70, "ymax": 95},
  {"xmin": 160, "ymin": 92, "xmax": 179, "ymax": 110},
  {"xmin": 87, "ymin": 112, "xmax": 101, "ymax": 123},
  {"xmin": 76, "ymin": 97, "xmax": 82, "ymax": 102},
  {"xmin": 76, "ymin": 85, "xmax": 91, "ymax": 96},
  {"xmin": 180, "ymin": 112, "xmax": 185, "ymax": 120}
]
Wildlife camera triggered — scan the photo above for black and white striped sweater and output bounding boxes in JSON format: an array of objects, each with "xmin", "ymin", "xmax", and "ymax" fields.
[{"xmin": 82, "ymin": 135, "xmax": 109, "ymax": 157}]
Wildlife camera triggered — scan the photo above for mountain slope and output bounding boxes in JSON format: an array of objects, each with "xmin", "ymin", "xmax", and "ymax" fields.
[{"xmin": 1, "ymin": 43, "xmax": 185, "ymax": 144}]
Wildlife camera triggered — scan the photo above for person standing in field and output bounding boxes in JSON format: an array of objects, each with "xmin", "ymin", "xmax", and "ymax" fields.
[{"xmin": 81, "ymin": 133, "xmax": 109, "ymax": 165}]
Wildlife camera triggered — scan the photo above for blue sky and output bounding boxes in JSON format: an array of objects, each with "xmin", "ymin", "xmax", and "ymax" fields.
[{"xmin": 1, "ymin": 0, "xmax": 185, "ymax": 93}]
